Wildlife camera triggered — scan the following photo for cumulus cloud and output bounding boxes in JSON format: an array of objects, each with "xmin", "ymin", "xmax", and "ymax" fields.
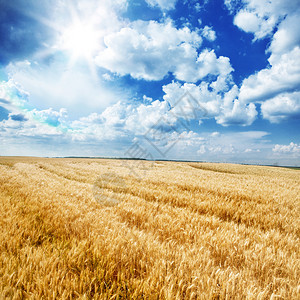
[
  {"xmin": 30, "ymin": 108, "xmax": 67, "ymax": 127},
  {"xmin": 268, "ymin": 13, "xmax": 300, "ymax": 57},
  {"xmin": 216, "ymin": 99, "xmax": 257, "ymax": 126},
  {"xmin": 75, "ymin": 79, "xmax": 257, "ymax": 141},
  {"xmin": 234, "ymin": 9, "xmax": 277, "ymax": 40},
  {"xmin": 0, "ymin": 78, "xmax": 281, "ymax": 164},
  {"xmin": 70, "ymin": 99, "xmax": 170, "ymax": 142},
  {"xmin": 261, "ymin": 91, "xmax": 300, "ymax": 123},
  {"xmin": 70, "ymin": 89, "xmax": 206, "ymax": 147},
  {"xmin": 232, "ymin": 0, "xmax": 300, "ymax": 40},
  {"xmin": 0, "ymin": 111, "xmax": 66, "ymax": 138},
  {"xmin": 163, "ymin": 81, "xmax": 257, "ymax": 126},
  {"xmin": 239, "ymin": 47, "xmax": 300, "ymax": 103},
  {"xmin": 201, "ymin": 26, "xmax": 216, "ymax": 41},
  {"xmin": 273, "ymin": 142, "xmax": 300, "ymax": 154},
  {"xmin": 95, "ymin": 20, "xmax": 201, "ymax": 81},
  {"xmin": 163, "ymin": 81, "xmax": 220, "ymax": 118},
  {"xmin": 95, "ymin": 20, "xmax": 233, "ymax": 82},
  {"xmin": 174, "ymin": 49, "xmax": 233, "ymax": 83},
  {"xmin": 0, "ymin": 79, "xmax": 68, "ymax": 138},
  {"xmin": 234, "ymin": 10, "xmax": 261, "ymax": 34},
  {"xmin": 227, "ymin": 0, "xmax": 300, "ymax": 124}
]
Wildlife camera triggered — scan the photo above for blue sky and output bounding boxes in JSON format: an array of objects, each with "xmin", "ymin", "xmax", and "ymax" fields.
[{"xmin": 0, "ymin": 0, "xmax": 300, "ymax": 165}]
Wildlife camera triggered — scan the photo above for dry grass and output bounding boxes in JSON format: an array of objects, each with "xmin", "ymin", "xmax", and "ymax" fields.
[{"xmin": 0, "ymin": 157, "xmax": 299, "ymax": 299}]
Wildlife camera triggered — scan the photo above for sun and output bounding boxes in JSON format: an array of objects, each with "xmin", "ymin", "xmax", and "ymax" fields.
[
  {"xmin": 30, "ymin": 3, "xmax": 103, "ymax": 78},
  {"xmin": 60, "ymin": 19, "xmax": 100, "ymax": 60}
]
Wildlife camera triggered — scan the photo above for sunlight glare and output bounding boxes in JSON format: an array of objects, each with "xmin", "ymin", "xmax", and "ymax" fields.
[{"xmin": 60, "ymin": 20, "xmax": 100, "ymax": 60}]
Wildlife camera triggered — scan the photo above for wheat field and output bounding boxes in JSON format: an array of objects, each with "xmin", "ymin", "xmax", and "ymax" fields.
[{"xmin": 0, "ymin": 157, "xmax": 299, "ymax": 299}]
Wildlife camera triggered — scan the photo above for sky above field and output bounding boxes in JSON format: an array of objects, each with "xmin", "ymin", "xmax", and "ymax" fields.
[{"xmin": 0, "ymin": 0, "xmax": 300, "ymax": 165}]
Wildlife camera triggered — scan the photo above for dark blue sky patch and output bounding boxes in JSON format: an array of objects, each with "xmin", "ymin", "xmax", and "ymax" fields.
[
  {"xmin": 0, "ymin": 0, "xmax": 54, "ymax": 66},
  {"xmin": 0, "ymin": 98, "xmax": 10, "ymax": 104},
  {"xmin": 0, "ymin": 105, "xmax": 10, "ymax": 121},
  {"xmin": 115, "ymin": 74, "xmax": 173, "ymax": 101},
  {"xmin": 10, "ymin": 113, "xmax": 27, "ymax": 122}
]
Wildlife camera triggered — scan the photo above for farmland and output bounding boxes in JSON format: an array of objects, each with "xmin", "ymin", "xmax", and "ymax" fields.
[{"xmin": 0, "ymin": 157, "xmax": 299, "ymax": 299}]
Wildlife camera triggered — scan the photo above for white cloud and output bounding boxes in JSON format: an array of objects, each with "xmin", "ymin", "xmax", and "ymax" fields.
[
  {"xmin": 174, "ymin": 49, "xmax": 233, "ymax": 83},
  {"xmin": 234, "ymin": 9, "xmax": 277, "ymax": 40},
  {"xmin": 261, "ymin": 91, "xmax": 300, "ymax": 123},
  {"xmin": 68, "ymin": 90, "xmax": 267, "ymax": 151},
  {"xmin": 239, "ymin": 47, "xmax": 300, "ymax": 103},
  {"xmin": 95, "ymin": 20, "xmax": 203, "ymax": 81},
  {"xmin": 231, "ymin": 1, "xmax": 300, "ymax": 124},
  {"xmin": 234, "ymin": 10, "xmax": 261, "ymax": 34},
  {"xmin": 0, "ymin": 117, "xmax": 64, "ymax": 137},
  {"xmin": 145, "ymin": 0, "xmax": 177, "ymax": 10},
  {"xmin": 71, "ymin": 114, "xmax": 123, "ymax": 142},
  {"xmin": 268, "ymin": 13, "xmax": 300, "ymax": 57},
  {"xmin": 162, "ymin": 81, "xmax": 220, "ymax": 119},
  {"xmin": 29, "ymin": 108, "xmax": 67, "ymax": 127},
  {"xmin": 221, "ymin": 88, "xmax": 257, "ymax": 126},
  {"xmin": 162, "ymin": 81, "xmax": 258, "ymax": 126},
  {"xmin": 232, "ymin": 0, "xmax": 300, "ymax": 40},
  {"xmin": 70, "ymin": 98, "xmax": 171, "ymax": 142},
  {"xmin": 201, "ymin": 26, "xmax": 216, "ymax": 41},
  {"xmin": 95, "ymin": 20, "xmax": 233, "ymax": 83},
  {"xmin": 216, "ymin": 99, "xmax": 257, "ymax": 126},
  {"xmin": 0, "ymin": 108, "xmax": 66, "ymax": 139},
  {"xmin": 0, "ymin": 79, "xmax": 69, "ymax": 134},
  {"xmin": 89, "ymin": 78, "xmax": 257, "ymax": 134},
  {"xmin": 0, "ymin": 77, "xmax": 286, "ymax": 164},
  {"xmin": 273, "ymin": 142, "xmax": 300, "ymax": 154},
  {"xmin": 126, "ymin": 100, "xmax": 171, "ymax": 133},
  {"xmin": 6, "ymin": 59, "xmax": 126, "ymax": 119},
  {"xmin": 244, "ymin": 148, "xmax": 260, "ymax": 153}
]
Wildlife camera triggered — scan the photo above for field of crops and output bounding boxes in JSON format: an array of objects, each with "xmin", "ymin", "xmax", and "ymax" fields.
[{"xmin": 0, "ymin": 157, "xmax": 299, "ymax": 299}]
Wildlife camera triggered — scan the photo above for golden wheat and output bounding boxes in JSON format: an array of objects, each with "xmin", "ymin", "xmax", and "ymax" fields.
[{"xmin": 0, "ymin": 157, "xmax": 299, "ymax": 299}]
